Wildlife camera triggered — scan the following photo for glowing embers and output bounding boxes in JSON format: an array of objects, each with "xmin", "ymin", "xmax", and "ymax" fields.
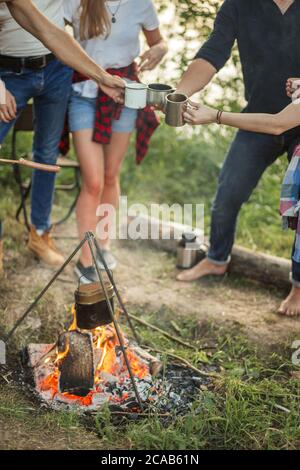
[{"xmin": 26, "ymin": 306, "xmax": 159, "ymax": 410}]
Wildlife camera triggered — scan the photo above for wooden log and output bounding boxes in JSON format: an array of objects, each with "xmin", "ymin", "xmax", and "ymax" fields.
[
  {"xmin": 125, "ymin": 215, "xmax": 290, "ymax": 290},
  {"xmin": 230, "ymin": 245, "xmax": 290, "ymax": 290},
  {"xmin": 58, "ymin": 330, "xmax": 94, "ymax": 397},
  {"xmin": 131, "ymin": 344, "xmax": 163, "ymax": 377}
]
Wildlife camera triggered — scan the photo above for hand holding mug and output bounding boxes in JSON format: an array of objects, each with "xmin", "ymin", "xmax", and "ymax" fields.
[
  {"xmin": 99, "ymin": 72, "xmax": 125, "ymax": 104},
  {"xmin": 183, "ymin": 100, "xmax": 218, "ymax": 125},
  {"xmin": 286, "ymin": 78, "xmax": 300, "ymax": 100}
]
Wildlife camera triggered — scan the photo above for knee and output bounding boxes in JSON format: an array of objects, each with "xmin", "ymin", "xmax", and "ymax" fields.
[
  {"xmin": 83, "ymin": 177, "xmax": 104, "ymax": 199},
  {"xmin": 104, "ymin": 171, "xmax": 119, "ymax": 188},
  {"xmin": 212, "ymin": 185, "xmax": 248, "ymax": 216},
  {"xmin": 33, "ymin": 147, "xmax": 58, "ymax": 165}
]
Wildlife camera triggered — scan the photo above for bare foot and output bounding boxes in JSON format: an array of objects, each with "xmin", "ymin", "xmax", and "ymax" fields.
[
  {"xmin": 176, "ymin": 257, "xmax": 228, "ymax": 282},
  {"xmin": 278, "ymin": 286, "xmax": 300, "ymax": 317}
]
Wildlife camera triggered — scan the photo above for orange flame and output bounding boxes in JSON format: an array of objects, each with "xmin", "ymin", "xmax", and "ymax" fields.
[{"xmin": 38, "ymin": 305, "xmax": 149, "ymax": 406}]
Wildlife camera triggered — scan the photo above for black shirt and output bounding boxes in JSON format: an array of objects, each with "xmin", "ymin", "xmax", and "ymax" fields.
[{"xmin": 196, "ymin": 0, "xmax": 300, "ymax": 116}]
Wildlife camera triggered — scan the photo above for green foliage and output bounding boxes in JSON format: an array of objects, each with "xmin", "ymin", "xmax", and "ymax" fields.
[
  {"xmin": 155, "ymin": 0, "xmax": 244, "ymax": 110},
  {"xmin": 122, "ymin": 123, "xmax": 293, "ymax": 258}
]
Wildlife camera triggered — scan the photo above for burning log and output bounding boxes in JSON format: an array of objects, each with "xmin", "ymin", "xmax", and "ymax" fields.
[{"xmin": 57, "ymin": 330, "xmax": 94, "ymax": 397}]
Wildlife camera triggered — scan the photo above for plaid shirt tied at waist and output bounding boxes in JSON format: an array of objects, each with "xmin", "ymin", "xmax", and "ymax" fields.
[
  {"xmin": 280, "ymin": 143, "xmax": 300, "ymax": 262},
  {"xmin": 59, "ymin": 62, "xmax": 160, "ymax": 164}
]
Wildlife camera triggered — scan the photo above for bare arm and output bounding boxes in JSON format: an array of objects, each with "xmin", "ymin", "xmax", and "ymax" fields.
[
  {"xmin": 139, "ymin": 28, "xmax": 168, "ymax": 72},
  {"xmin": 183, "ymin": 101, "xmax": 300, "ymax": 136},
  {"xmin": 6, "ymin": 0, "xmax": 124, "ymax": 98},
  {"xmin": 176, "ymin": 58, "xmax": 217, "ymax": 97},
  {"xmin": 177, "ymin": 0, "xmax": 237, "ymax": 97}
]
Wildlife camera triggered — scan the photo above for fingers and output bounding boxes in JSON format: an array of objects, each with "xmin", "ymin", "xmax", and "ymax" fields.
[
  {"xmin": 183, "ymin": 108, "xmax": 197, "ymax": 124},
  {"xmin": 102, "ymin": 73, "xmax": 125, "ymax": 89},
  {"xmin": 8, "ymin": 92, "xmax": 17, "ymax": 116},
  {"xmin": 287, "ymin": 78, "xmax": 300, "ymax": 98},
  {"xmin": 0, "ymin": 90, "xmax": 17, "ymax": 122},
  {"xmin": 139, "ymin": 49, "xmax": 162, "ymax": 72},
  {"xmin": 114, "ymin": 92, "xmax": 124, "ymax": 104},
  {"xmin": 139, "ymin": 50, "xmax": 150, "ymax": 70},
  {"xmin": 0, "ymin": 80, "xmax": 6, "ymax": 105},
  {"xmin": 187, "ymin": 99, "xmax": 200, "ymax": 110},
  {"xmin": 0, "ymin": 105, "xmax": 15, "ymax": 123},
  {"xmin": 140, "ymin": 56, "xmax": 159, "ymax": 72},
  {"xmin": 292, "ymin": 88, "xmax": 300, "ymax": 102},
  {"xmin": 112, "ymin": 76, "xmax": 126, "ymax": 88}
]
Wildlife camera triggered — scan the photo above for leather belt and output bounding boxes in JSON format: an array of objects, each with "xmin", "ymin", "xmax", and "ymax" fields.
[{"xmin": 0, "ymin": 53, "xmax": 56, "ymax": 72}]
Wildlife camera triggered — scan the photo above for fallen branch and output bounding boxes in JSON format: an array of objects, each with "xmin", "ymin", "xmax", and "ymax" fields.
[
  {"xmin": 127, "ymin": 313, "xmax": 197, "ymax": 351},
  {"xmin": 145, "ymin": 346, "xmax": 220, "ymax": 379},
  {"xmin": 109, "ymin": 410, "xmax": 170, "ymax": 418}
]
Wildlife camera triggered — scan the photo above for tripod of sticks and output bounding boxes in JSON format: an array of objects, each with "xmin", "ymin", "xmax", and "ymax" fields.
[{"xmin": 3, "ymin": 231, "xmax": 144, "ymax": 410}]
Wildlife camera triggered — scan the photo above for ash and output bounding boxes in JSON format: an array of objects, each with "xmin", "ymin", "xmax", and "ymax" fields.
[
  {"xmin": 115, "ymin": 363, "xmax": 212, "ymax": 415},
  {"xmin": 22, "ymin": 344, "xmax": 213, "ymax": 416}
]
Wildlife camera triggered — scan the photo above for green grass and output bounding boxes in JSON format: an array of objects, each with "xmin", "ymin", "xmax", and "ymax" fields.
[
  {"xmin": 89, "ymin": 310, "xmax": 300, "ymax": 450},
  {"xmin": 1, "ymin": 300, "xmax": 299, "ymax": 449}
]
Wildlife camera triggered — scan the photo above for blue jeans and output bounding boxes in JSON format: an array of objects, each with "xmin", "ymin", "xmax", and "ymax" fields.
[
  {"xmin": 68, "ymin": 90, "xmax": 138, "ymax": 133},
  {"xmin": 0, "ymin": 59, "xmax": 72, "ymax": 231},
  {"xmin": 208, "ymin": 130, "xmax": 300, "ymax": 281}
]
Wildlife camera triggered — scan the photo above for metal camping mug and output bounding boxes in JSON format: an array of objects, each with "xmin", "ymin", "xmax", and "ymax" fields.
[
  {"xmin": 125, "ymin": 82, "xmax": 147, "ymax": 109},
  {"xmin": 147, "ymin": 83, "xmax": 175, "ymax": 110},
  {"xmin": 165, "ymin": 92, "xmax": 188, "ymax": 127}
]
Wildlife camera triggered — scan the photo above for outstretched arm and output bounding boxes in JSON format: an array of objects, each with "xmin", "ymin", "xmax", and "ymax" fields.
[
  {"xmin": 176, "ymin": 59, "xmax": 217, "ymax": 97},
  {"xmin": 5, "ymin": 0, "xmax": 124, "ymax": 99},
  {"xmin": 183, "ymin": 101, "xmax": 300, "ymax": 136},
  {"xmin": 177, "ymin": 0, "xmax": 237, "ymax": 97}
]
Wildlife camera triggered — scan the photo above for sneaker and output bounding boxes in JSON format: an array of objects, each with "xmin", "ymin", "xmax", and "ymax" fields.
[
  {"xmin": 74, "ymin": 260, "xmax": 98, "ymax": 284},
  {"xmin": 27, "ymin": 225, "xmax": 65, "ymax": 267},
  {"xmin": 96, "ymin": 249, "xmax": 117, "ymax": 271}
]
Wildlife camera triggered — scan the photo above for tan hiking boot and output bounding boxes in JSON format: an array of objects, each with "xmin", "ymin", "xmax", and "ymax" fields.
[
  {"xmin": 0, "ymin": 239, "xmax": 3, "ymax": 278},
  {"xmin": 42, "ymin": 229, "xmax": 61, "ymax": 255},
  {"xmin": 27, "ymin": 225, "xmax": 65, "ymax": 267}
]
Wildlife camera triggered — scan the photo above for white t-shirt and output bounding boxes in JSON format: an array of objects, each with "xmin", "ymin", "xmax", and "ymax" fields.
[
  {"xmin": 0, "ymin": 0, "xmax": 65, "ymax": 57},
  {"xmin": 63, "ymin": 0, "xmax": 159, "ymax": 98}
]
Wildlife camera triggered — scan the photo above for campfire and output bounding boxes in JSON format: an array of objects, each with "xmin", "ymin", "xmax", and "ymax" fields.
[
  {"xmin": 14, "ymin": 234, "xmax": 208, "ymax": 415},
  {"xmin": 26, "ymin": 284, "xmax": 162, "ymax": 411}
]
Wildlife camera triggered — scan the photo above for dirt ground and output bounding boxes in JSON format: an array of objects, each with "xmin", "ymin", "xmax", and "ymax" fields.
[
  {"xmin": 2, "ymin": 218, "xmax": 300, "ymax": 347},
  {"xmin": 1, "ymin": 218, "xmax": 300, "ymax": 449}
]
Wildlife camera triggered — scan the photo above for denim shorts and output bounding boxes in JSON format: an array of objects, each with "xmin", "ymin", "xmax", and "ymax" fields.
[{"xmin": 68, "ymin": 91, "xmax": 138, "ymax": 133}]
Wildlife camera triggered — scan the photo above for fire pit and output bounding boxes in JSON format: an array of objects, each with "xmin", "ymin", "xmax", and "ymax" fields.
[
  {"xmin": 22, "ymin": 327, "xmax": 210, "ymax": 415},
  {"xmin": 23, "ymin": 304, "xmax": 163, "ymax": 411},
  {"xmin": 6, "ymin": 232, "xmax": 213, "ymax": 416}
]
